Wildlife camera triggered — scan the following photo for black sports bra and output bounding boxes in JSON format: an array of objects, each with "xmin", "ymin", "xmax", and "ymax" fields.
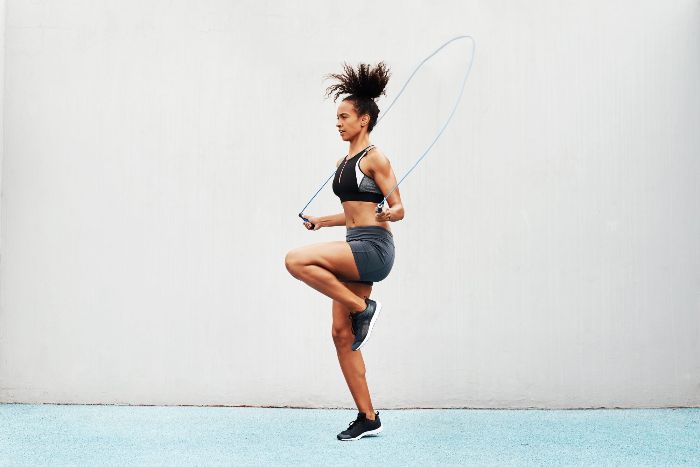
[{"xmin": 332, "ymin": 145, "xmax": 384, "ymax": 203}]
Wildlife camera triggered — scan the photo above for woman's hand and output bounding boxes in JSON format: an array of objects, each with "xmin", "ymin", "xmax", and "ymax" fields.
[
  {"xmin": 375, "ymin": 204, "xmax": 393, "ymax": 222},
  {"xmin": 301, "ymin": 213, "xmax": 322, "ymax": 231},
  {"xmin": 376, "ymin": 203, "xmax": 404, "ymax": 222}
]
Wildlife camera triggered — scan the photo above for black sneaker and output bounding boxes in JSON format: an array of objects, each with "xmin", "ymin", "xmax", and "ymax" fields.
[
  {"xmin": 337, "ymin": 411, "xmax": 382, "ymax": 441},
  {"xmin": 349, "ymin": 298, "xmax": 383, "ymax": 351}
]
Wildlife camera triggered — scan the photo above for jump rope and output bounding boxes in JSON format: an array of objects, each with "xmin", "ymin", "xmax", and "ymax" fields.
[{"xmin": 298, "ymin": 34, "xmax": 476, "ymax": 229}]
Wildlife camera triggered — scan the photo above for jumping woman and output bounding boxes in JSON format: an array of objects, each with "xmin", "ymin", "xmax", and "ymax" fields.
[{"xmin": 284, "ymin": 62, "xmax": 405, "ymax": 441}]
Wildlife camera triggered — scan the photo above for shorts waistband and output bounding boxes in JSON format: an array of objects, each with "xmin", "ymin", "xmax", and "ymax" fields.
[{"xmin": 346, "ymin": 225, "xmax": 393, "ymax": 237}]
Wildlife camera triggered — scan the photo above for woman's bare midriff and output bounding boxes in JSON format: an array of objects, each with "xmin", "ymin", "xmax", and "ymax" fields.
[{"xmin": 342, "ymin": 201, "xmax": 392, "ymax": 233}]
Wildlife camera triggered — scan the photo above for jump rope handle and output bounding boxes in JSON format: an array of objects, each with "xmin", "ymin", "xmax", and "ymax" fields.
[
  {"xmin": 375, "ymin": 201, "xmax": 385, "ymax": 215},
  {"xmin": 298, "ymin": 212, "xmax": 315, "ymax": 230}
]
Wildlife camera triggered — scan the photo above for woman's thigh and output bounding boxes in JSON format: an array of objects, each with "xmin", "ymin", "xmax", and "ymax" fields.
[{"xmin": 288, "ymin": 241, "xmax": 361, "ymax": 282}]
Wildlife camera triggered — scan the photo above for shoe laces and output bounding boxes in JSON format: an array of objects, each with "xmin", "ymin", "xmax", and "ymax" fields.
[{"xmin": 346, "ymin": 413, "xmax": 364, "ymax": 429}]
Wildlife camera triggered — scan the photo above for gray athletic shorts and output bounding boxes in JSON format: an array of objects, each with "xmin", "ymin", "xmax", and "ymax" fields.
[{"xmin": 345, "ymin": 226, "xmax": 395, "ymax": 286}]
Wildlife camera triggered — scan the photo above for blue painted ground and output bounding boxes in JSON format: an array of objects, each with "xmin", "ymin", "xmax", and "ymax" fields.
[{"xmin": 0, "ymin": 404, "xmax": 698, "ymax": 466}]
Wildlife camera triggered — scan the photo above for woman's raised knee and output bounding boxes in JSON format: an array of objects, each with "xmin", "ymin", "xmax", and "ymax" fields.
[{"xmin": 284, "ymin": 250, "xmax": 305, "ymax": 278}]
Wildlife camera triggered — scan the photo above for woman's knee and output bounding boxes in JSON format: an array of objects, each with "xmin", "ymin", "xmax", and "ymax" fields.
[
  {"xmin": 332, "ymin": 326, "xmax": 354, "ymax": 346},
  {"xmin": 284, "ymin": 250, "xmax": 305, "ymax": 277}
]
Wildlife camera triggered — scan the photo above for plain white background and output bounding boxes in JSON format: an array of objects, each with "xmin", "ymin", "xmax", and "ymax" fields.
[{"xmin": 1, "ymin": 0, "xmax": 698, "ymax": 408}]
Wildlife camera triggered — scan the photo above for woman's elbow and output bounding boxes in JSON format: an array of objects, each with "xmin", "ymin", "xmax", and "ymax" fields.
[{"xmin": 394, "ymin": 204, "xmax": 405, "ymax": 222}]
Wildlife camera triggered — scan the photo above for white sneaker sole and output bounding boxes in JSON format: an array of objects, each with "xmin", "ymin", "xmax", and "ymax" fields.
[
  {"xmin": 339, "ymin": 424, "xmax": 383, "ymax": 441},
  {"xmin": 353, "ymin": 300, "xmax": 382, "ymax": 351}
]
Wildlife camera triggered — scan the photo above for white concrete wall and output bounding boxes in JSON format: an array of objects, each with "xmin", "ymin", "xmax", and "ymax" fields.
[{"xmin": 1, "ymin": 0, "xmax": 698, "ymax": 408}]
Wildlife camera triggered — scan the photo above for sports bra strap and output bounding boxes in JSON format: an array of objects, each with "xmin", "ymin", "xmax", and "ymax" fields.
[{"xmin": 343, "ymin": 144, "xmax": 375, "ymax": 162}]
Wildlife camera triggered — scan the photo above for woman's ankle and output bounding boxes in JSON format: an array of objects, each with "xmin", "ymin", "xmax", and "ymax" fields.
[{"xmin": 350, "ymin": 298, "xmax": 368, "ymax": 315}]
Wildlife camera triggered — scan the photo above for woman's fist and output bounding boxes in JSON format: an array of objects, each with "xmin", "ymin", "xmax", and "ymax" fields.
[
  {"xmin": 301, "ymin": 213, "xmax": 322, "ymax": 231},
  {"xmin": 375, "ymin": 204, "xmax": 393, "ymax": 222}
]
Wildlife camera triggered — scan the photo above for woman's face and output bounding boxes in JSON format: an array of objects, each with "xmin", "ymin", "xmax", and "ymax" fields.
[{"xmin": 336, "ymin": 99, "xmax": 368, "ymax": 141}]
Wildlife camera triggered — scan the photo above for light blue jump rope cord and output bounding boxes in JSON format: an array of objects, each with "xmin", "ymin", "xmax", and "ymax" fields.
[{"xmin": 298, "ymin": 34, "xmax": 476, "ymax": 227}]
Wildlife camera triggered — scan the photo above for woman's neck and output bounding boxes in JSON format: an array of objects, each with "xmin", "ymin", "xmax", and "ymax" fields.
[{"xmin": 348, "ymin": 137, "xmax": 371, "ymax": 158}]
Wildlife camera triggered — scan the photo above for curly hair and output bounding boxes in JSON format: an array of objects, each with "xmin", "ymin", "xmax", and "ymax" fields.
[{"xmin": 323, "ymin": 62, "xmax": 391, "ymax": 133}]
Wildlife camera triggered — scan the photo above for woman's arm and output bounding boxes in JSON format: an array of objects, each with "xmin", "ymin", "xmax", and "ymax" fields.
[
  {"xmin": 318, "ymin": 212, "xmax": 346, "ymax": 227},
  {"xmin": 367, "ymin": 150, "xmax": 405, "ymax": 222},
  {"xmin": 302, "ymin": 211, "xmax": 347, "ymax": 230}
]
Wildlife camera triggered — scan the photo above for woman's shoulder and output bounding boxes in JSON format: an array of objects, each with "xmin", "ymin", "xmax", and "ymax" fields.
[
  {"xmin": 365, "ymin": 146, "xmax": 391, "ymax": 164},
  {"xmin": 365, "ymin": 145, "xmax": 389, "ymax": 160},
  {"xmin": 362, "ymin": 146, "xmax": 391, "ymax": 177}
]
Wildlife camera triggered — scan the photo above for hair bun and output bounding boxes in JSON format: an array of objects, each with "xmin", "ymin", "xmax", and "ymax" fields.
[{"xmin": 324, "ymin": 62, "xmax": 391, "ymax": 101}]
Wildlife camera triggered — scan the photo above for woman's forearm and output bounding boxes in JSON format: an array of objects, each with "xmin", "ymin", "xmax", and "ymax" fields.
[{"xmin": 319, "ymin": 212, "xmax": 346, "ymax": 227}]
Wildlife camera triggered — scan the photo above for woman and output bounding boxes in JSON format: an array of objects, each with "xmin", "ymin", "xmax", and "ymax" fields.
[{"xmin": 284, "ymin": 62, "xmax": 405, "ymax": 441}]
